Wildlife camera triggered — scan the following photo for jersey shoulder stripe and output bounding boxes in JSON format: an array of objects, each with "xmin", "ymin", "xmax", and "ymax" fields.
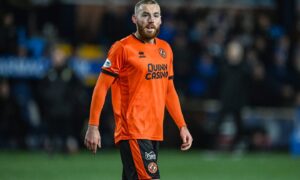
[{"xmin": 102, "ymin": 69, "xmax": 118, "ymax": 77}]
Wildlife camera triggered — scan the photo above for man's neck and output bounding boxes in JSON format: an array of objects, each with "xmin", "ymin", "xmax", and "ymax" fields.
[{"xmin": 134, "ymin": 32, "xmax": 155, "ymax": 44}]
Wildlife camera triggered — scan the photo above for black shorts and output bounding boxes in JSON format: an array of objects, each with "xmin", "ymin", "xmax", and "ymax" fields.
[{"xmin": 119, "ymin": 139, "xmax": 160, "ymax": 180}]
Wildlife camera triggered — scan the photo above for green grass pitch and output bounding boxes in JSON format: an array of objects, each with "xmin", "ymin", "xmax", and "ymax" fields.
[{"xmin": 0, "ymin": 149, "xmax": 300, "ymax": 180}]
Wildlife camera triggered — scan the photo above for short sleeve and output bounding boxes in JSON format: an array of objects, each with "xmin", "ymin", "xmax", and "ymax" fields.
[
  {"xmin": 168, "ymin": 47, "xmax": 174, "ymax": 80},
  {"xmin": 101, "ymin": 41, "xmax": 125, "ymax": 77}
]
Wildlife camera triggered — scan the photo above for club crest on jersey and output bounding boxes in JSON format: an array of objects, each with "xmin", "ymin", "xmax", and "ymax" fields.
[
  {"xmin": 148, "ymin": 162, "xmax": 158, "ymax": 174},
  {"xmin": 158, "ymin": 48, "xmax": 167, "ymax": 59},
  {"xmin": 103, "ymin": 59, "xmax": 112, "ymax": 68}
]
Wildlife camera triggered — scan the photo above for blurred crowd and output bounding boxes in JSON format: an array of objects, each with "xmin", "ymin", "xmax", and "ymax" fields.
[{"xmin": 1, "ymin": 2, "xmax": 300, "ymax": 152}]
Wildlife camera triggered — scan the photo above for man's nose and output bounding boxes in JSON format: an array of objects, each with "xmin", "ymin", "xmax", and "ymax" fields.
[{"xmin": 148, "ymin": 16, "xmax": 154, "ymax": 23}]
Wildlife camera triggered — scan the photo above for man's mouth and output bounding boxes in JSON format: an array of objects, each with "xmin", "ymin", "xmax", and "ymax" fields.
[{"xmin": 145, "ymin": 24, "xmax": 155, "ymax": 30}]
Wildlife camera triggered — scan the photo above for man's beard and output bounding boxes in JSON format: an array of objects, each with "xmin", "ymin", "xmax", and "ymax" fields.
[{"xmin": 136, "ymin": 23, "xmax": 160, "ymax": 41}]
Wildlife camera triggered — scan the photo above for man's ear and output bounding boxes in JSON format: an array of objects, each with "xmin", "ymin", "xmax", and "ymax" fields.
[{"xmin": 132, "ymin": 14, "xmax": 137, "ymax": 24}]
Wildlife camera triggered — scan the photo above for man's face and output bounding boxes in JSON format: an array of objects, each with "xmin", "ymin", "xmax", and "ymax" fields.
[
  {"xmin": 226, "ymin": 42, "xmax": 243, "ymax": 65},
  {"xmin": 133, "ymin": 4, "xmax": 161, "ymax": 41},
  {"xmin": 52, "ymin": 48, "xmax": 67, "ymax": 68}
]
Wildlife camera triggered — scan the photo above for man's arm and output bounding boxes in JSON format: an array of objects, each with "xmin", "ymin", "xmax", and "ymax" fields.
[
  {"xmin": 84, "ymin": 73, "xmax": 115, "ymax": 153},
  {"xmin": 166, "ymin": 80, "xmax": 193, "ymax": 151}
]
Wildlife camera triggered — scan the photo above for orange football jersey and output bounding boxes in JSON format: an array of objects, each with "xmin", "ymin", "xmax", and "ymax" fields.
[{"xmin": 100, "ymin": 34, "xmax": 183, "ymax": 144}]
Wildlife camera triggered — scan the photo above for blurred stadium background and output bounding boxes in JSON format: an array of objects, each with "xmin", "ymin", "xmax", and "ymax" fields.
[{"xmin": 1, "ymin": 0, "xmax": 300, "ymax": 179}]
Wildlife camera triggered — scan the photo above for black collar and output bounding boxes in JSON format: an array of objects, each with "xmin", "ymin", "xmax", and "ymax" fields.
[{"xmin": 131, "ymin": 33, "xmax": 156, "ymax": 44}]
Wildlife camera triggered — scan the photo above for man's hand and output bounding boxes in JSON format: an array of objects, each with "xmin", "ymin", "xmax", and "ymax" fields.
[
  {"xmin": 84, "ymin": 125, "xmax": 101, "ymax": 154},
  {"xmin": 180, "ymin": 126, "xmax": 193, "ymax": 151}
]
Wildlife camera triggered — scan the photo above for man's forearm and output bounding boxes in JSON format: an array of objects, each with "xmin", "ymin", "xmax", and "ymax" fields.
[
  {"xmin": 89, "ymin": 73, "xmax": 115, "ymax": 126},
  {"xmin": 166, "ymin": 81, "xmax": 186, "ymax": 129}
]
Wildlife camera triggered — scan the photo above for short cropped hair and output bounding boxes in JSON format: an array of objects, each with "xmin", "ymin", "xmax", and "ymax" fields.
[{"xmin": 134, "ymin": 0, "xmax": 159, "ymax": 14}]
